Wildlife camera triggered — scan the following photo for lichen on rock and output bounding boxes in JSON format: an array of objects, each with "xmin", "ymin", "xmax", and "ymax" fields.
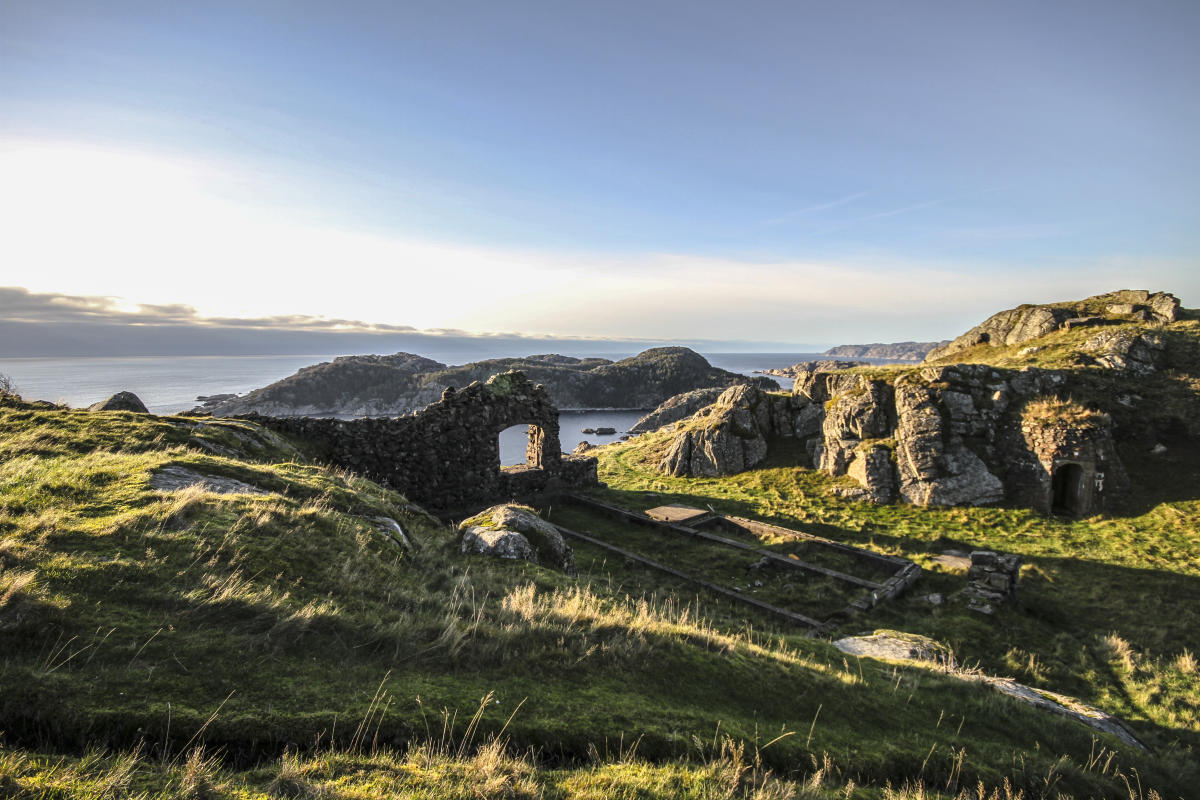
[
  {"xmin": 658, "ymin": 384, "xmax": 771, "ymax": 477},
  {"xmin": 458, "ymin": 504, "xmax": 576, "ymax": 575}
]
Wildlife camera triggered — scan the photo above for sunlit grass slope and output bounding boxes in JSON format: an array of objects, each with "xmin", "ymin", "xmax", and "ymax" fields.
[
  {"xmin": 591, "ymin": 429, "xmax": 1200, "ymax": 781},
  {"xmin": 0, "ymin": 397, "xmax": 1194, "ymax": 798}
]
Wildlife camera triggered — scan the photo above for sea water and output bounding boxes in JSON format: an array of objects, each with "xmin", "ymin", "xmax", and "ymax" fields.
[{"xmin": 0, "ymin": 351, "xmax": 826, "ymax": 465}]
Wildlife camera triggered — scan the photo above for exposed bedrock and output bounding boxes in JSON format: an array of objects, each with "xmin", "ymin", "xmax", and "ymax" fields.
[
  {"xmin": 925, "ymin": 290, "xmax": 1180, "ymax": 362},
  {"xmin": 658, "ymin": 385, "xmax": 772, "ymax": 477},
  {"xmin": 629, "ymin": 387, "xmax": 725, "ymax": 434},
  {"xmin": 656, "ymin": 364, "xmax": 1128, "ymax": 513}
]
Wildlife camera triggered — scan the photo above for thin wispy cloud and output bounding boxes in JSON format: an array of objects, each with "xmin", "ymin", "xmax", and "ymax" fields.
[
  {"xmin": 848, "ymin": 196, "xmax": 954, "ymax": 223},
  {"xmin": 759, "ymin": 191, "xmax": 870, "ymax": 226}
]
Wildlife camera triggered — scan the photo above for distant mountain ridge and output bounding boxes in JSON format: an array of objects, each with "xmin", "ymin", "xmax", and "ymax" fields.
[
  {"xmin": 824, "ymin": 341, "xmax": 948, "ymax": 361},
  {"xmin": 200, "ymin": 346, "xmax": 775, "ymax": 417}
]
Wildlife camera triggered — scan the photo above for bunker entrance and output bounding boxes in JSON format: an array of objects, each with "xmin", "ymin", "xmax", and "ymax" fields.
[
  {"xmin": 498, "ymin": 424, "xmax": 548, "ymax": 469},
  {"xmin": 1051, "ymin": 463, "xmax": 1084, "ymax": 516}
]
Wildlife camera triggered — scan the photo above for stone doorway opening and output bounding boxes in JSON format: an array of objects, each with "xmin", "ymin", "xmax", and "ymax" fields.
[
  {"xmin": 1051, "ymin": 462, "xmax": 1084, "ymax": 516},
  {"xmin": 498, "ymin": 423, "xmax": 548, "ymax": 469}
]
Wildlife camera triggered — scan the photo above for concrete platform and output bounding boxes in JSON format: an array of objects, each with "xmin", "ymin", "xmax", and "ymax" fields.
[{"xmin": 644, "ymin": 504, "xmax": 711, "ymax": 524}]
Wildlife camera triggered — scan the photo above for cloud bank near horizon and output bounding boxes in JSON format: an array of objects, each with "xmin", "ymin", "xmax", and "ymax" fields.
[{"xmin": 0, "ymin": 286, "xmax": 802, "ymax": 358}]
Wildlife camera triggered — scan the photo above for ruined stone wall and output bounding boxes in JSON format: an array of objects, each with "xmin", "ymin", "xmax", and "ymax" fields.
[
  {"xmin": 1010, "ymin": 419, "xmax": 1128, "ymax": 515},
  {"xmin": 241, "ymin": 371, "xmax": 598, "ymax": 513}
]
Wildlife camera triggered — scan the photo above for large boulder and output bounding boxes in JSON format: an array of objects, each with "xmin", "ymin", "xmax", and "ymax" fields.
[
  {"xmin": 461, "ymin": 527, "xmax": 535, "ymax": 562},
  {"xmin": 88, "ymin": 391, "xmax": 149, "ymax": 413},
  {"xmin": 658, "ymin": 385, "xmax": 770, "ymax": 477},
  {"xmin": 458, "ymin": 504, "xmax": 575, "ymax": 575}
]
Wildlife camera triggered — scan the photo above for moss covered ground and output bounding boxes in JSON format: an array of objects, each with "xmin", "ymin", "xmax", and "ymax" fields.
[{"xmin": 1, "ymin": 395, "xmax": 1196, "ymax": 798}]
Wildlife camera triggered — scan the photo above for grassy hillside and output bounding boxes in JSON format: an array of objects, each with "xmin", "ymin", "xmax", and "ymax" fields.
[
  {"xmin": 591, "ymin": 430, "xmax": 1200, "ymax": 783},
  {"xmin": 1, "ymin": 396, "xmax": 1196, "ymax": 797}
]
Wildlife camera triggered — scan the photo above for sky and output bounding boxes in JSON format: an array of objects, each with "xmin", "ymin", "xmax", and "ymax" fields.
[{"xmin": 1, "ymin": 0, "xmax": 1198, "ymax": 354}]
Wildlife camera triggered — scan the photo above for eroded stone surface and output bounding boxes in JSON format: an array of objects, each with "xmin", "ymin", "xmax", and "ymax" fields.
[
  {"xmin": 151, "ymin": 466, "xmax": 269, "ymax": 495},
  {"xmin": 629, "ymin": 387, "xmax": 725, "ymax": 433},
  {"xmin": 658, "ymin": 385, "xmax": 771, "ymax": 477},
  {"xmin": 461, "ymin": 527, "xmax": 535, "ymax": 562},
  {"xmin": 458, "ymin": 504, "xmax": 575, "ymax": 574},
  {"xmin": 925, "ymin": 290, "xmax": 1180, "ymax": 363}
]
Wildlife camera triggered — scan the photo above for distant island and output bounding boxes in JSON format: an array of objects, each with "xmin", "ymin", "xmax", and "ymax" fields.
[
  {"xmin": 823, "ymin": 340, "xmax": 950, "ymax": 361},
  {"xmin": 198, "ymin": 346, "xmax": 775, "ymax": 417}
]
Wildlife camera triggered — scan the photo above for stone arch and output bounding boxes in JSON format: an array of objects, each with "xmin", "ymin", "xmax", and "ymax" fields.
[
  {"xmin": 246, "ymin": 370, "xmax": 595, "ymax": 513},
  {"xmin": 1051, "ymin": 462, "xmax": 1084, "ymax": 516},
  {"xmin": 497, "ymin": 422, "xmax": 555, "ymax": 469}
]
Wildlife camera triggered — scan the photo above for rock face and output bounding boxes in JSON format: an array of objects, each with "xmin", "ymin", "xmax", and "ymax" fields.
[
  {"xmin": 202, "ymin": 347, "xmax": 774, "ymax": 417},
  {"xmin": 459, "ymin": 504, "xmax": 575, "ymax": 574},
  {"xmin": 655, "ymin": 354, "xmax": 1136, "ymax": 511},
  {"xmin": 241, "ymin": 371, "xmax": 599, "ymax": 512},
  {"xmin": 926, "ymin": 306, "xmax": 1075, "ymax": 362},
  {"xmin": 628, "ymin": 387, "xmax": 725, "ymax": 433},
  {"xmin": 926, "ymin": 290, "xmax": 1181, "ymax": 363},
  {"xmin": 800, "ymin": 363, "xmax": 1130, "ymax": 511},
  {"xmin": 824, "ymin": 341, "xmax": 949, "ymax": 361},
  {"xmin": 461, "ymin": 527, "xmax": 536, "ymax": 563},
  {"xmin": 846, "ymin": 445, "xmax": 898, "ymax": 504},
  {"xmin": 88, "ymin": 391, "xmax": 149, "ymax": 413},
  {"xmin": 658, "ymin": 385, "xmax": 772, "ymax": 477},
  {"xmin": 1081, "ymin": 330, "xmax": 1165, "ymax": 375}
]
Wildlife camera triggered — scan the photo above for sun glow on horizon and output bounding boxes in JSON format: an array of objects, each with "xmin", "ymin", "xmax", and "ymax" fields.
[{"xmin": 1, "ymin": 141, "xmax": 1189, "ymax": 343}]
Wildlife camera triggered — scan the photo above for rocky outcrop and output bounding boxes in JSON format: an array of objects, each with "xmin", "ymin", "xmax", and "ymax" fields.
[
  {"xmin": 926, "ymin": 306, "xmax": 1075, "ymax": 362},
  {"xmin": 801, "ymin": 363, "xmax": 1131, "ymax": 510},
  {"xmin": 890, "ymin": 374, "xmax": 1006, "ymax": 507},
  {"xmin": 1081, "ymin": 330, "xmax": 1165, "ymax": 375},
  {"xmin": 659, "ymin": 385, "xmax": 772, "ymax": 477},
  {"xmin": 926, "ymin": 290, "xmax": 1182, "ymax": 363},
  {"xmin": 202, "ymin": 347, "xmax": 773, "ymax": 417},
  {"xmin": 759, "ymin": 360, "xmax": 867, "ymax": 379},
  {"xmin": 824, "ymin": 342, "xmax": 949, "ymax": 361},
  {"xmin": 628, "ymin": 387, "xmax": 725, "ymax": 433},
  {"xmin": 88, "ymin": 391, "xmax": 149, "ymax": 413},
  {"xmin": 846, "ymin": 444, "xmax": 897, "ymax": 504},
  {"xmin": 458, "ymin": 504, "xmax": 575, "ymax": 574}
]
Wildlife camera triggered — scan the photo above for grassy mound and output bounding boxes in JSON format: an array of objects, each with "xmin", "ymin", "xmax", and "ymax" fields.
[{"xmin": 0, "ymin": 399, "xmax": 1194, "ymax": 797}]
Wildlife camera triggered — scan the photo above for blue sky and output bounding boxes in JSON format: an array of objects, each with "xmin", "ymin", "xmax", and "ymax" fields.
[{"xmin": 1, "ymin": 1, "xmax": 1197, "ymax": 348}]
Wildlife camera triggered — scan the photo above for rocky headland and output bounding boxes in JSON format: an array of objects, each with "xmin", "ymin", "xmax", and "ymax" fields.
[
  {"xmin": 824, "ymin": 341, "xmax": 949, "ymax": 361},
  {"xmin": 198, "ymin": 346, "xmax": 774, "ymax": 417}
]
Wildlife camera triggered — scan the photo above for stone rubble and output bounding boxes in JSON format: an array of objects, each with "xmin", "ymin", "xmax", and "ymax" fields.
[{"xmin": 961, "ymin": 550, "xmax": 1023, "ymax": 614}]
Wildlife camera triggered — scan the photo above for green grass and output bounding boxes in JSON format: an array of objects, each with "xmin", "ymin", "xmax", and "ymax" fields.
[
  {"xmin": 1, "ymin": 399, "xmax": 1197, "ymax": 798},
  {"xmin": 544, "ymin": 505, "xmax": 865, "ymax": 619},
  {"xmin": 588, "ymin": 429, "xmax": 1200, "ymax": 773}
]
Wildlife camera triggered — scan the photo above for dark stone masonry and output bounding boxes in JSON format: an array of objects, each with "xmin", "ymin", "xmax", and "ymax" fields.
[{"xmin": 240, "ymin": 371, "xmax": 599, "ymax": 513}]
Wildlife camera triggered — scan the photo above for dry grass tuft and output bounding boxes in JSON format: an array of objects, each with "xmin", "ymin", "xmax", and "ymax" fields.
[
  {"xmin": 1022, "ymin": 396, "xmax": 1110, "ymax": 428},
  {"xmin": 178, "ymin": 746, "xmax": 221, "ymax": 800}
]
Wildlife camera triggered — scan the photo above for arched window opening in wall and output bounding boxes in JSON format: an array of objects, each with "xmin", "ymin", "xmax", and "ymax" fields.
[
  {"xmin": 498, "ymin": 424, "xmax": 546, "ymax": 469},
  {"xmin": 1051, "ymin": 463, "xmax": 1084, "ymax": 516}
]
